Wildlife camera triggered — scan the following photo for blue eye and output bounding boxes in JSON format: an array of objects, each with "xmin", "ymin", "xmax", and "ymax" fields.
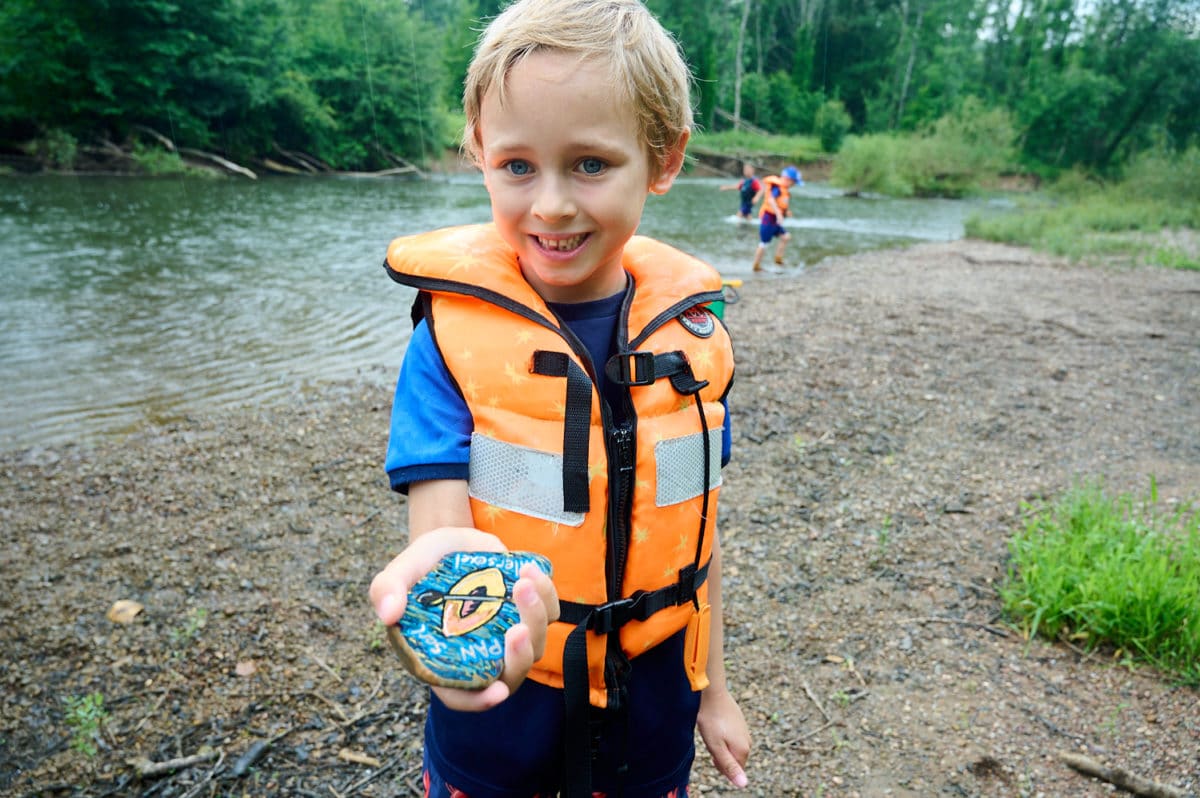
[
  {"xmin": 579, "ymin": 158, "xmax": 605, "ymax": 175},
  {"xmin": 506, "ymin": 160, "xmax": 532, "ymax": 176}
]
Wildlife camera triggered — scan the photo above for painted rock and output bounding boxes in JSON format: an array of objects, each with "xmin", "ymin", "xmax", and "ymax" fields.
[{"xmin": 388, "ymin": 550, "xmax": 552, "ymax": 689}]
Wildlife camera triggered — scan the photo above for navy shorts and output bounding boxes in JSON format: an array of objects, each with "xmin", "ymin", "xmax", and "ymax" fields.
[
  {"xmin": 759, "ymin": 218, "xmax": 788, "ymax": 244},
  {"xmin": 423, "ymin": 749, "xmax": 691, "ymax": 798}
]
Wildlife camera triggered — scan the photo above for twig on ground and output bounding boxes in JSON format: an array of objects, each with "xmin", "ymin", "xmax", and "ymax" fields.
[
  {"xmin": 307, "ymin": 648, "xmax": 345, "ymax": 683},
  {"xmin": 307, "ymin": 690, "xmax": 351, "ymax": 723},
  {"xmin": 178, "ymin": 751, "xmax": 226, "ymax": 798},
  {"xmin": 340, "ymin": 757, "xmax": 418, "ymax": 797},
  {"xmin": 338, "ymin": 749, "xmax": 382, "ymax": 768},
  {"xmin": 1058, "ymin": 751, "xmax": 1190, "ymax": 798},
  {"xmin": 784, "ymin": 719, "xmax": 838, "ymax": 747},
  {"xmin": 900, "ymin": 615, "xmax": 1012, "ymax": 638},
  {"xmin": 127, "ymin": 747, "xmax": 219, "ymax": 778},
  {"xmin": 802, "ymin": 681, "xmax": 831, "ymax": 723},
  {"xmin": 131, "ymin": 691, "xmax": 170, "ymax": 735}
]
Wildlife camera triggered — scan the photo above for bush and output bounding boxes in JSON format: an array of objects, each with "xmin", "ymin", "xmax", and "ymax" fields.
[
  {"xmin": 830, "ymin": 100, "xmax": 1016, "ymax": 197},
  {"xmin": 814, "ymin": 99, "xmax": 852, "ymax": 153},
  {"xmin": 829, "ymin": 135, "xmax": 913, "ymax": 196},
  {"xmin": 930, "ymin": 97, "xmax": 1016, "ymax": 175},
  {"xmin": 26, "ymin": 129, "xmax": 78, "ymax": 170},
  {"xmin": 1121, "ymin": 146, "xmax": 1200, "ymax": 209},
  {"xmin": 130, "ymin": 142, "xmax": 192, "ymax": 176}
]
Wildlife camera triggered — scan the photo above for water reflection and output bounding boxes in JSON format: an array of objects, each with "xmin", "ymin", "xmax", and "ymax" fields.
[{"xmin": 0, "ymin": 174, "xmax": 996, "ymax": 449}]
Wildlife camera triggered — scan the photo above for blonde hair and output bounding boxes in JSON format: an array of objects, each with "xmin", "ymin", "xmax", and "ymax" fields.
[{"xmin": 462, "ymin": 0, "xmax": 693, "ymax": 180}]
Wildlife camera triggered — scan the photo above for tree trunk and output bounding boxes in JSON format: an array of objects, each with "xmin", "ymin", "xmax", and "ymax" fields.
[
  {"xmin": 894, "ymin": 0, "xmax": 924, "ymax": 128},
  {"xmin": 733, "ymin": 0, "xmax": 752, "ymax": 131}
]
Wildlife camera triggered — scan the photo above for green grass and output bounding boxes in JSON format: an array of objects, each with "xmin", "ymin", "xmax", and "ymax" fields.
[
  {"xmin": 1000, "ymin": 480, "xmax": 1200, "ymax": 685},
  {"xmin": 689, "ymin": 129, "xmax": 825, "ymax": 163},
  {"xmin": 966, "ymin": 148, "xmax": 1200, "ymax": 268}
]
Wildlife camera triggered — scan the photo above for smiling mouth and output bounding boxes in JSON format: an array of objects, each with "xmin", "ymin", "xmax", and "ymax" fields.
[{"xmin": 535, "ymin": 234, "xmax": 588, "ymax": 252}]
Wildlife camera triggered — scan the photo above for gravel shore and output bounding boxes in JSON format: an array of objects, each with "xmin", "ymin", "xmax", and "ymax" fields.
[{"xmin": 2, "ymin": 238, "xmax": 1198, "ymax": 797}]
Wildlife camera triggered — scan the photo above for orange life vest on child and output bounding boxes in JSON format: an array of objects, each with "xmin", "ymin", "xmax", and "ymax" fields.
[
  {"xmin": 758, "ymin": 174, "xmax": 791, "ymax": 219},
  {"xmin": 384, "ymin": 223, "xmax": 734, "ymax": 711}
]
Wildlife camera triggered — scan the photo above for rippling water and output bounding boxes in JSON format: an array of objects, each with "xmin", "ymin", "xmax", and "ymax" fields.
[{"xmin": 0, "ymin": 173, "xmax": 998, "ymax": 449}]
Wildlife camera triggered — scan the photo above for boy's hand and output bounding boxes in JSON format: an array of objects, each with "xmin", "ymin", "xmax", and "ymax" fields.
[
  {"xmin": 369, "ymin": 527, "xmax": 559, "ymax": 711},
  {"xmin": 697, "ymin": 684, "xmax": 751, "ymax": 788}
]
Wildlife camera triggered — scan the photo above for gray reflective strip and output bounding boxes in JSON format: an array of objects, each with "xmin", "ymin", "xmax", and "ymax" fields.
[
  {"xmin": 468, "ymin": 433, "xmax": 586, "ymax": 527},
  {"xmin": 654, "ymin": 429, "xmax": 724, "ymax": 507}
]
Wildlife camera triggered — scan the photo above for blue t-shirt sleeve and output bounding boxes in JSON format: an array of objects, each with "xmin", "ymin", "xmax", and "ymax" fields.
[
  {"xmin": 385, "ymin": 319, "xmax": 472, "ymax": 493},
  {"xmin": 722, "ymin": 395, "xmax": 732, "ymax": 466}
]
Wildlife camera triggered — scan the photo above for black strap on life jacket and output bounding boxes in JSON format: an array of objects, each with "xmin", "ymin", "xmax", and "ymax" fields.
[
  {"xmin": 604, "ymin": 349, "xmax": 709, "ymax": 395},
  {"xmin": 532, "ymin": 350, "xmax": 593, "ymax": 514},
  {"xmin": 558, "ymin": 561, "xmax": 710, "ymax": 798},
  {"xmin": 555, "ymin": 345, "xmax": 715, "ymax": 798}
]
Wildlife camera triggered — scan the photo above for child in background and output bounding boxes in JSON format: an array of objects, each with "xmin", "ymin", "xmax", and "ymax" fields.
[
  {"xmin": 719, "ymin": 162, "xmax": 761, "ymax": 220},
  {"xmin": 752, "ymin": 165, "xmax": 802, "ymax": 271},
  {"xmin": 368, "ymin": 1, "xmax": 752, "ymax": 796}
]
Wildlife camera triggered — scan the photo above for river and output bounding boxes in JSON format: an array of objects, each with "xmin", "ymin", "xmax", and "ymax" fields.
[{"xmin": 0, "ymin": 173, "xmax": 1004, "ymax": 450}]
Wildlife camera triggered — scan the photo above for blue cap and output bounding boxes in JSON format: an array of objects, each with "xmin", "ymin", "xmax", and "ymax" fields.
[{"xmin": 782, "ymin": 165, "xmax": 803, "ymax": 185}]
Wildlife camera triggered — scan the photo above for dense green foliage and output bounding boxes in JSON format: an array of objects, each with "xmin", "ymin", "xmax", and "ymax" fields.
[
  {"xmin": 0, "ymin": 0, "xmax": 456, "ymax": 170},
  {"xmin": 966, "ymin": 147, "xmax": 1200, "ymax": 267},
  {"xmin": 1, "ymin": 0, "xmax": 1197, "ymax": 172},
  {"xmin": 1001, "ymin": 481, "xmax": 1200, "ymax": 685},
  {"xmin": 831, "ymin": 97, "xmax": 1018, "ymax": 196}
]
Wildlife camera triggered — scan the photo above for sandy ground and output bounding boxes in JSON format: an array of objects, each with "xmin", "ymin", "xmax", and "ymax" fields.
[{"xmin": 2, "ymin": 238, "xmax": 1198, "ymax": 797}]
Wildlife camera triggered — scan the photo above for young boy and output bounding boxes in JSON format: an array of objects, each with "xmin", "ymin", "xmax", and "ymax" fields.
[
  {"xmin": 751, "ymin": 165, "xmax": 802, "ymax": 271},
  {"xmin": 719, "ymin": 162, "xmax": 761, "ymax": 220},
  {"xmin": 369, "ymin": 1, "xmax": 751, "ymax": 796}
]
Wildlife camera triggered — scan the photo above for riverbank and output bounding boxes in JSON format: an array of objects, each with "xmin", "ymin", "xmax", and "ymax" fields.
[{"xmin": 2, "ymin": 238, "xmax": 1198, "ymax": 797}]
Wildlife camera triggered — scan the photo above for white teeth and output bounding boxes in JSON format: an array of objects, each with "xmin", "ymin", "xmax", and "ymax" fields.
[{"xmin": 537, "ymin": 234, "xmax": 585, "ymax": 251}]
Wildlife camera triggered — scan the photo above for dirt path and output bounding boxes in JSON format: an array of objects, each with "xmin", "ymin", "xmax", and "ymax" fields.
[{"xmin": 2, "ymin": 239, "xmax": 1198, "ymax": 797}]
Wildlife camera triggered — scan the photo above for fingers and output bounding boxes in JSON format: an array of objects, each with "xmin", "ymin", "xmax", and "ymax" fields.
[
  {"xmin": 427, "ymin": 589, "xmax": 542, "ymax": 713},
  {"xmin": 370, "ymin": 531, "xmax": 560, "ymax": 713},
  {"xmin": 432, "ymin": 679, "xmax": 511, "ymax": 712},
  {"xmin": 369, "ymin": 527, "xmax": 505, "ymax": 624},
  {"xmin": 703, "ymin": 734, "xmax": 749, "ymax": 789},
  {"xmin": 698, "ymin": 690, "xmax": 751, "ymax": 789},
  {"xmin": 497, "ymin": 565, "xmax": 559, "ymax": 694}
]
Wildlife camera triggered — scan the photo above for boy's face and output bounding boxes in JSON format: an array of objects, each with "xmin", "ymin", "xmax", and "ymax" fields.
[{"xmin": 478, "ymin": 50, "xmax": 684, "ymax": 303}]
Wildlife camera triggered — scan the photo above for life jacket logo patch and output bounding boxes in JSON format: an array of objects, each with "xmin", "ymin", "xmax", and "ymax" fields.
[{"xmin": 678, "ymin": 306, "xmax": 715, "ymax": 338}]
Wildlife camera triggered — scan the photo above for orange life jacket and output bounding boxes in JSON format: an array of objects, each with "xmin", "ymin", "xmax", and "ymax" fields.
[
  {"xmin": 758, "ymin": 174, "xmax": 791, "ymax": 219},
  {"xmin": 384, "ymin": 223, "xmax": 734, "ymax": 711}
]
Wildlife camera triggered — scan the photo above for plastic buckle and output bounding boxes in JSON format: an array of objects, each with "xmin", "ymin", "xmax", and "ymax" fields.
[
  {"xmin": 614, "ymin": 351, "xmax": 655, "ymax": 386},
  {"xmin": 589, "ymin": 591, "xmax": 648, "ymax": 635}
]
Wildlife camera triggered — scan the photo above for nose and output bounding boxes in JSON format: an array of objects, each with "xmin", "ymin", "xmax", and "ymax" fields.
[{"xmin": 531, "ymin": 174, "xmax": 577, "ymax": 222}]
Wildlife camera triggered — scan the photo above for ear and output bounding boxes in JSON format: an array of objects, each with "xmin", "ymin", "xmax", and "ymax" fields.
[{"xmin": 648, "ymin": 129, "xmax": 690, "ymax": 195}]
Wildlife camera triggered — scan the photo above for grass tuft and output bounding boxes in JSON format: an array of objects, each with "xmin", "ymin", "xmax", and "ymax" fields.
[
  {"xmin": 1000, "ymin": 480, "xmax": 1200, "ymax": 685},
  {"xmin": 966, "ymin": 147, "xmax": 1200, "ymax": 267}
]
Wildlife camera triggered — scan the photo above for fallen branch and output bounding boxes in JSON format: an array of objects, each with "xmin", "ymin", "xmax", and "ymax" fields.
[
  {"xmin": 127, "ymin": 747, "xmax": 219, "ymax": 778},
  {"xmin": 338, "ymin": 166, "xmax": 420, "ymax": 178},
  {"xmin": 177, "ymin": 147, "xmax": 257, "ymax": 179},
  {"xmin": 274, "ymin": 145, "xmax": 330, "ymax": 172},
  {"xmin": 131, "ymin": 125, "xmax": 176, "ymax": 152},
  {"xmin": 1059, "ymin": 751, "xmax": 1190, "ymax": 798},
  {"xmin": 262, "ymin": 158, "xmax": 306, "ymax": 175}
]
